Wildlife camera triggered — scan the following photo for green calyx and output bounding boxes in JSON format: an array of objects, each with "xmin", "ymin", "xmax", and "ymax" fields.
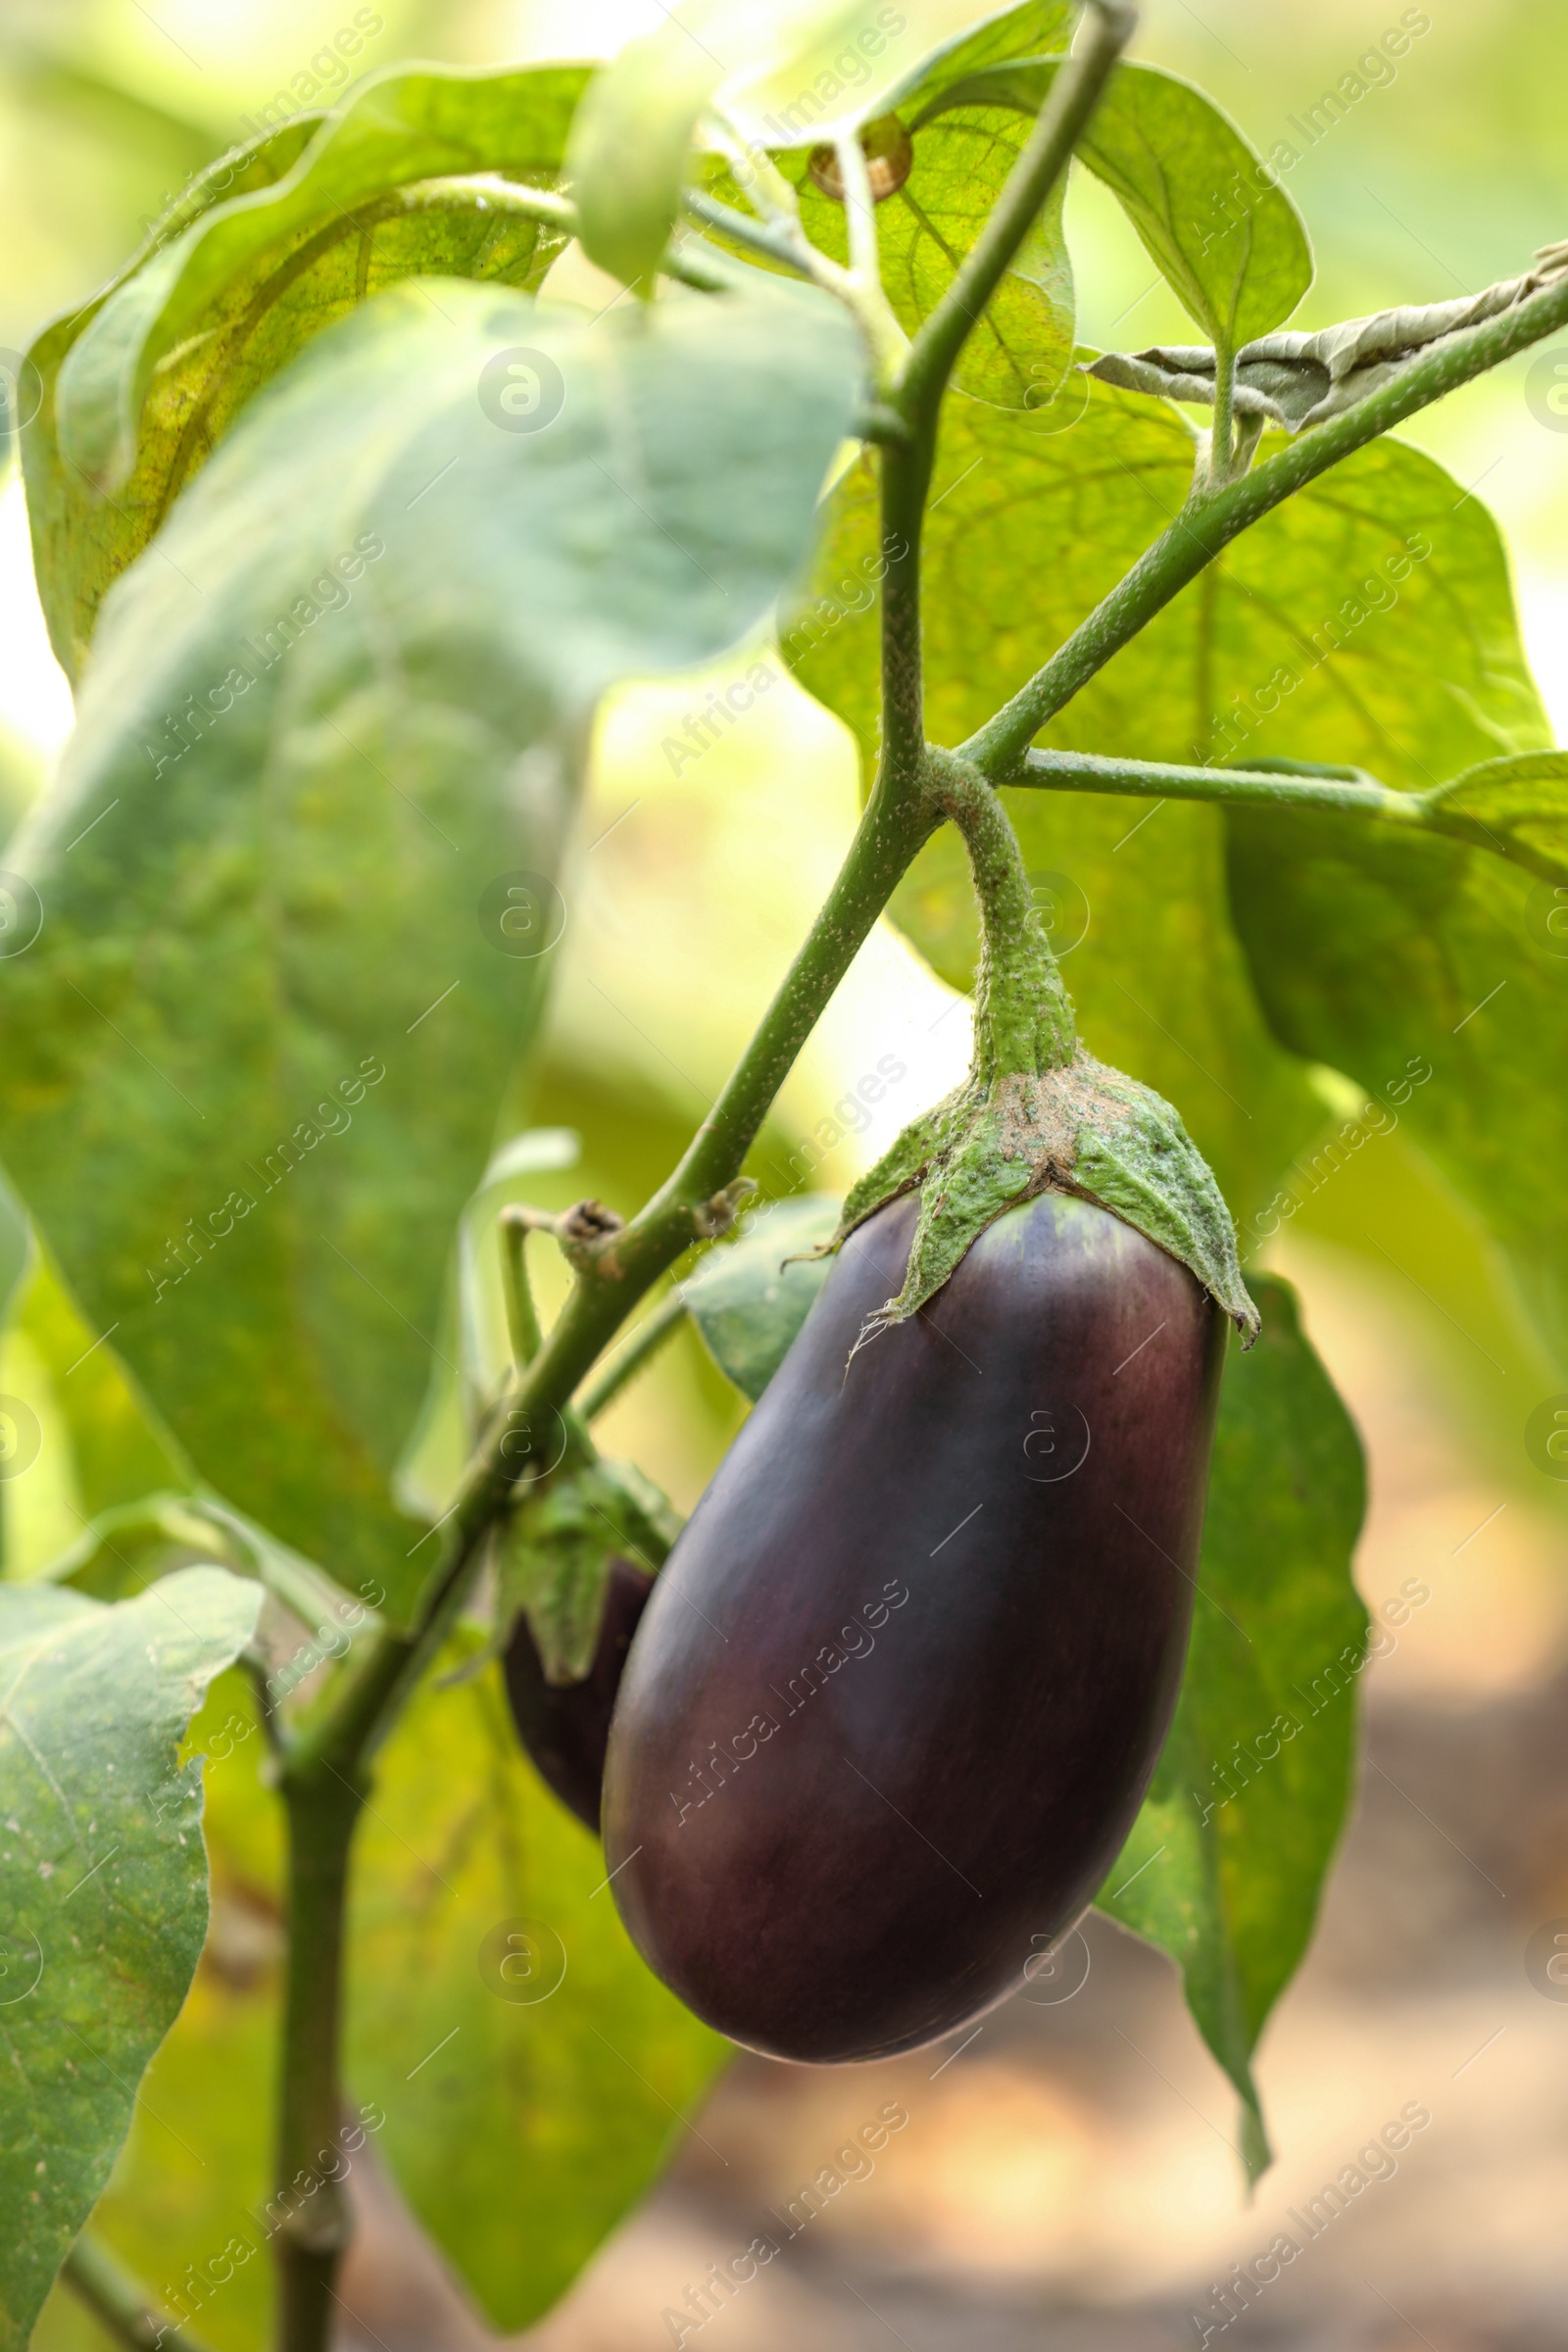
[
  {"xmin": 834, "ymin": 752, "xmax": 1259, "ymax": 1345},
  {"xmin": 489, "ymin": 1456, "xmax": 681, "ymax": 1684}
]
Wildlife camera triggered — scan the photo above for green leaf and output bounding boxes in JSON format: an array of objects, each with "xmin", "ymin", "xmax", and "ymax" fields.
[
  {"xmin": 877, "ymin": 2, "xmax": 1076, "ymax": 110},
  {"xmin": 741, "ymin": 0, "xmax": 1075, "ymax": 138},
  {"xmin": 792, "ymin": 377, "xmax": 1546, "ymax": 1218},
  {"xmin": 569, "ymin": 25, "xmax": 726, "ymax": 291},
  {"xmin": 943, "ymin": 59, "xmax": 1312, "ymax": 348},
  {"xmin": 0, "ymin": 271, "xmax": 861, "ymax": 1622},
  {"xmin": 15, "ymin": 1252, "xmax": 189, "ymax": 1523},
  {"xmin": 683, "ymin": 1193, "xmax": 842, "ymax": 1398},
  {"xmin": 712, "ymin": 6, "xmax": 1079, "ymax": 411},
  {"xmin": 0, "ymin": 1167, "xmax": 27, "ymax": 1337},
  {"xmin": 1424, "ymin": 747, "xmax": 1568, "ymax": 881},
  {"xmin": 491, "ymin": 1456, "xmax": 680, "ymax": 1684},
  {"xmin": 1097, "ymin": 1276, "xmax": 1367, "ymax": 2178},
  {"xmin": 1226, "ymin": 798, "xmax": 1568, "ymax": 1368},
  {"xmin": 0, "ymin": 1566, "xmax": 262, "ymax": 2351},
  {"xmin": 27, "ymin": 1661, "xmax": 283, "ymax": 2352},
  {"xmin": 569, "ymin": 1, "xmax": 865, "ymax": 290},
  {"xmin": 784, "ymin": 101, "xmax": 1074, "ymax": 410},
  {"xmin": 347, "ymin": 1656, "xmax": 728, "ymax": 2328},
  {"xmin": 21, "ymin": 118, "xmax": 329, "ymax": 687},
  {"xmin": 26, "ymin": 66, "xmax": 586, "ymax": 677}
]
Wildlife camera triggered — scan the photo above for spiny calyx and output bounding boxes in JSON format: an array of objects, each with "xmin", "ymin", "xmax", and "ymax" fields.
[{"xmin": 831, "ymin": 754, "xmax": 1258, "ymax": 1344}]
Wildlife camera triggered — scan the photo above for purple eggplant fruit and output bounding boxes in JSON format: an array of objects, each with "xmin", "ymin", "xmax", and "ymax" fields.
[
  {"xmin": 601, "ymin": 1186, "xmax": 1225, "ymax": 2062},
  {"xmin": 505, "ymin": 1556, "xmax": 654, "ymax": 1832}
]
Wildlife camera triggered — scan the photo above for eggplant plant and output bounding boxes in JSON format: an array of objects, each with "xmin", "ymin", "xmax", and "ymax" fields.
[{"xmin": 1, "ymin": 2, "xmax": 1565, "ymax": 2347}]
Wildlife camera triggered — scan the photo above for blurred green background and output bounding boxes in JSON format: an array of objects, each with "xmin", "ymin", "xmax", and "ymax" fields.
[{"xmin": 4, "ymin": 2, "xmax": 1567, "ymax": 2344}]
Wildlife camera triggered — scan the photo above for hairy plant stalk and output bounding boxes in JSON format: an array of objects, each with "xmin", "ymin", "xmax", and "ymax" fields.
[
  {"xmin": 960, "ymin": 263, "xmax": 1568, "ymax": 776},
  {"xmin": 273, "ymin": 1767, "xmax": 362, "ymax": 2352},
  {"xmin": 878, "ymin": 0, "xmax": 1135, "ymax": 792},
  {"xmin": 578, "ymin": 1291, "xmax": 690, "ymax": 1421}
]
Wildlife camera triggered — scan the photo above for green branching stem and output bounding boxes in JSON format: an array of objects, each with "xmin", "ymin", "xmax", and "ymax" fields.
[
  {"xmin": 678, "ymin": 190, "xmax": 906, "ymax": 389},
  {"xmin": 578, "ymin": 1291, "xmax": 690, "ymax": 1421},
  {"xmin": 960, "ymin": 262, "xmax": 1568, "ymax": 778},
  {"xmin": 63, "ymin": 2237, "xmax": 222, "ymax": 2352},
  {"xmin": 877, "ymin": 0, "xmax": 1135, "ymax": 789},
  {"xmin": 1008, "ymin": 751, "xmax": 1568, "ymax": 884},
  {"xmin": 1013, "ymin": 747, "xmax": 1419, "ymax": 817},
  {"xmin": 272, "ymin": 1764, "xmax": 360, "ymax": 2352},
  {"xmin": 498, "ymin": 1204, "xmax": 546, "ymax": 1367},
  {"xmin": 290, "ymin": 760, "xmax": 937, "ymax": 1793},
  {"xmin": 896, "ymin": 0, "xmax": 1136, "ymax": 425}
]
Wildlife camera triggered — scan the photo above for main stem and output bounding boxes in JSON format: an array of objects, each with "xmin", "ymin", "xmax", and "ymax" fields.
[{"xmin": 273, "ymin": 1765, "xmax": 361, "ymax": 2352}]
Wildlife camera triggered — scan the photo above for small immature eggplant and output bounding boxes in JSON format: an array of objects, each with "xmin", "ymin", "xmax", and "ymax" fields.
[
  {"xmin": 601, "ymin": 1187, "xmax": 1225, "ymax": 2063},
  {"xmin": 505, "ymin": 1556, "xmax": 654, "ymax": 1832}
]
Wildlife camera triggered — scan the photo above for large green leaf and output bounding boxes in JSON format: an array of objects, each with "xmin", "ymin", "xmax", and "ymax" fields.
[
  {"xmin": 784, "ymin": 93, "xmax": 1074, "ymax": 411},
  {"xmin": 20, "ymin": 119, "xmax": 327, "ymax": 687},
  {"xmin": 25, "ymin": 65, "xmax": 587, "ymax": 678},
  {"xmin": 792, "ymin": 377, "xmax": 1546, "ymax": 1218},
  {"xmin": 1097, "ymin": 1276, "xmax": 1367, "ymax": 2177},
  {"xmin": 0, "ymin": 1168, "xmax": 26, "ymax": 1337},
  {"xmin": 28, "ymin": 1662, "xmax": 285, "ymax": 2352},
  {"xmin": 0, "ymin": 271, "xmax": 860, "ymax": 1621},
  {"xmin": 347, "ymin": 1655, "xmax": 727, "ymax": 2328},
  {"xmin": 778, "ymin": 53, "xmax": 1307, "ymax": 368},
  {"xmin": 0, "ymin": 1568, "xmax": 262, "ymax": 2352},
  {"xmin": 1424, "ymin": 747, "xmax": 1568, "ymax": 879},
  {"xmin": 15, "ymin": 1253, "xmax": 189, "ymax": 1524},
  {"xmin": 943, "ymin": 58, "xmax": 1311, "ymax": 347},
  {"xmin": 1227, "ymin": 800, "xmax": 1568, "ymax": 1369}
]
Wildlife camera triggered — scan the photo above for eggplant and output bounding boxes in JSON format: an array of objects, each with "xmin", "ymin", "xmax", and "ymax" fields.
[
  {"xmin": 504, "ymin": 1556, "xmax": 654, "ymax": 1832},
  {"xmin": 601, "ymin": 1186, "xmax": 1226, "ymax": 2063}
]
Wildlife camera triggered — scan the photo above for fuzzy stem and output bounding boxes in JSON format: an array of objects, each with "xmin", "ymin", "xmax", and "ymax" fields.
[
  {"xmin": 1207, "ymin": 342, "xmax": 1237, "ymax": 485},
  {"xmin": 896, "ymin": 0, "xmax": 1136, "ymax": 423},
  {"xmin": 271, "ymin": 1766, "xmax": 361, "ymax": 2352},
  {"xmin": 934, "ymin": 758, "xmax": 1076, "ymax": 1079},
  {"xmin": 1012, "ymin": 747, "xmax": 1420, "ymax": 815},
  {"xmin": 577, "ymin": 1292, "xmax": 689, "ymax": 1421},
  {"xmin": 960, "ymin": 261, "xmax": 1568, "ymax": 778},
  {"xmin": 498, "ymin": 1206, "xmax": 544, "ymax": 1368},
  {"xmin": 877, "ymin": 0, "xmax": 1134, "ymax": 790}
]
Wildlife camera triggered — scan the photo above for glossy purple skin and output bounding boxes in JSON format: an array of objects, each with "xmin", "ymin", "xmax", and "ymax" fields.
[
  {"xmin": 504, "ymin": 1557, "xmax": 654, "ymax": 1832},
  {"xmin": 601, "ymin": 1188, "xmax": 1226, "ymax": 2063}
]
